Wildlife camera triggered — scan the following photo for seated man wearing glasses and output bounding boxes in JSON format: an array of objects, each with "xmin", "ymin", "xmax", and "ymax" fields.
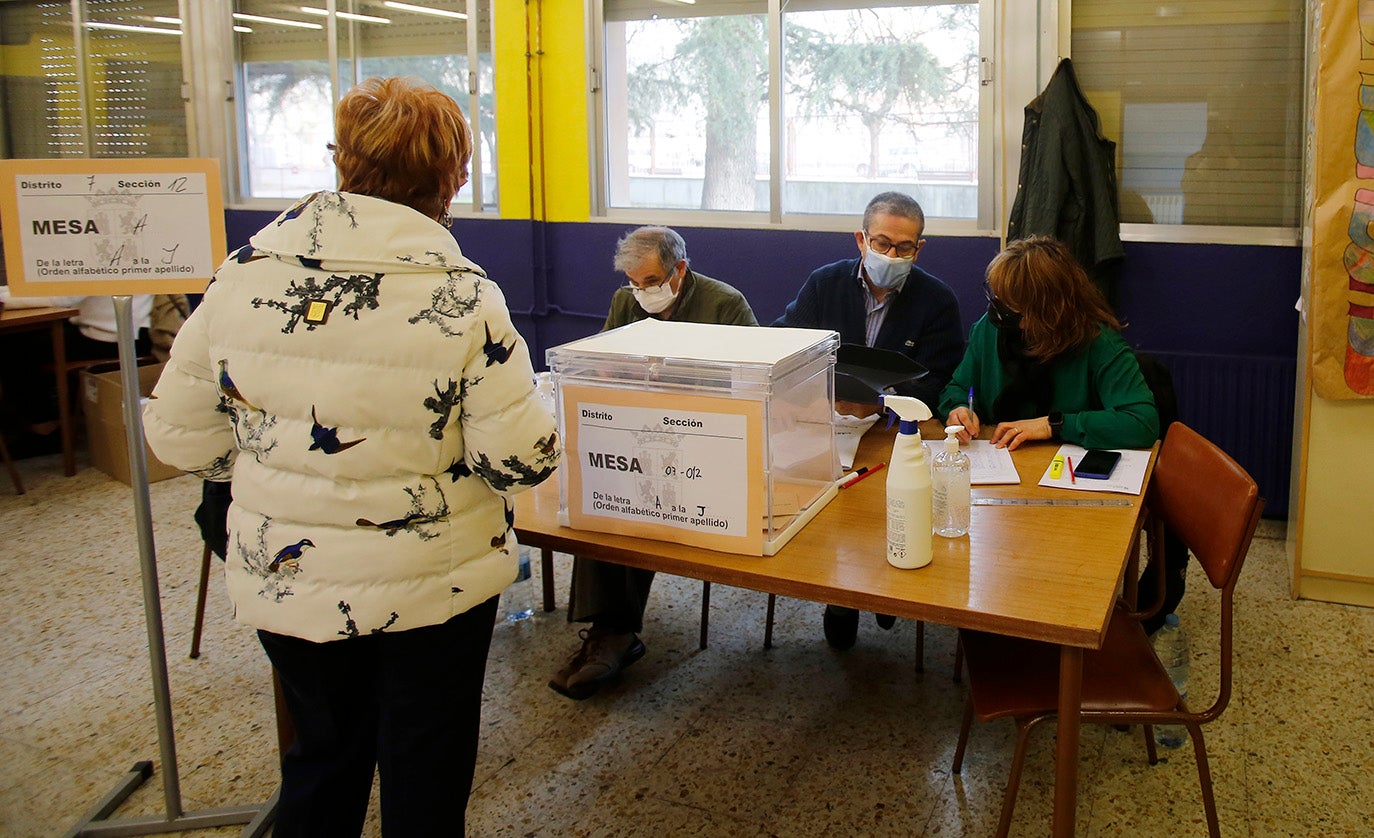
[
  {"xmin": 773, "ymin": 191, "xmax": 964, "ymax": 650},
  {"xmin": 549, "ymin": 225, "xmax": 757, "ymax": 700}
]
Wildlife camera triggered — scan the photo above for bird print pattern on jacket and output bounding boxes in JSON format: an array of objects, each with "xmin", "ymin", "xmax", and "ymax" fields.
[
  {"xmin": 235, "ymin": 519, "xmax": 297, "ymax": 603},
  {"xmin": 233, "ymin": 245, "xmax": 268, "ymax": 265},
  {"xmin": 268, "ymin": 538, "xmax": 315, "ymax": 572},
  {"xmin": 217, "ymin": 360, "xmax": 259, "ymax": 411},
  {"xmin": 338, "ymin": 601, "xmax": 399, "ymax": 638},
  {"xmin": 424, "ymin": 378, "xmax": 469, "ymax": 440},
  {"xmin": 308, "ymin": 406, "xmax": 365, "ymax": 454},
  {"xmin": 194, "ymin": 449, "xmax": 235, "ymax": 481},
  {"xmin": 482, "ymin": 322, "xmax": 516, "ymax": 366},
  {"xmin": 143, "ymin": 191, "xmax": 559, "ymax": 644},
  {"xmin": 230, "ymin": 408, "xmax": 279, "ymax": 464},
  {"xmin": 409, "ymin": 271, "xmax": 484, "ymax": 337},
  {"xmin": 250, "ymin": 271, "xmax": 382, "ymax": 334},
  {"xmin": 354, "ymin": 479, "xmax": 451, "ymax": 540}
]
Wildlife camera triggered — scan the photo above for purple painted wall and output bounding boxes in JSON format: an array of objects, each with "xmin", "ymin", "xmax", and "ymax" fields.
[{"xmin": 225, "ymin": 210, "xmax": 1298, "ymax": 513}]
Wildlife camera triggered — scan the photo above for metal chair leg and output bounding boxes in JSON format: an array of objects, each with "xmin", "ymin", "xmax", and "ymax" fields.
[
  {"xmin": 189, "ymin": 543, "xmax": 212, "ymax": 659},
  {"xmin": 952, "ymin": 695, "xmax": 976, "ymax": 773},
  {"xmin": 1189, "ymin": 722, "xmax": 1221, "ymax": 838},
  {"xmin": 996, "ymin": 717, "xmax": 1042, "ymax": 838},
  {"xmin": 915, "ymin": 620, "xmax": 926, "ymax": 673}
]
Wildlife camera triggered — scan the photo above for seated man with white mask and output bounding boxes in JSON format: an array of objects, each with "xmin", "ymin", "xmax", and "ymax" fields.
[
  {"xmin": 549, "ymin": 226, "xmax": 757, "ymax": 700},
  {"xmin": 773, "ymin": 192, "xmax": 964, "ymax": 649}
]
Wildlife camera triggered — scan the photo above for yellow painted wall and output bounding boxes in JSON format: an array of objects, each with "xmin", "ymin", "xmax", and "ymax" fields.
[
  {"xmin": 492, "ymin": 0, "xmax": 590, "ymax": 222},
  {"xmin": 1293, "ymin": 396, "xmax": 1374, "ymax": 606}
]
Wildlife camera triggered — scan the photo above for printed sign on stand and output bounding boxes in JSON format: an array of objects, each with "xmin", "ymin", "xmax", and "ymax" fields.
[
  {"xmin": 561, "ymin": 384, "xmax": 765, "ymax": 554},
  {"xmin": 0, "ymin": 158, "xmax": 225, "ymax": 296}
]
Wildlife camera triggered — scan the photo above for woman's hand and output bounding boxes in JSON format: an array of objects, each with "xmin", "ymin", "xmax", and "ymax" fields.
[
  {"xmin": 946, "ymin": 407, "xmax": 980, "ymax": 443},
  {"xmin": 990, "ymin": 416, "xmax": 1052, "ymax": 450}
]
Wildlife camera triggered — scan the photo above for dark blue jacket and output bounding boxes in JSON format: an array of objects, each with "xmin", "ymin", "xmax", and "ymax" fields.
[{"xmin": 772, "ymin": 257, "xmax": 964, "ymax": 411}]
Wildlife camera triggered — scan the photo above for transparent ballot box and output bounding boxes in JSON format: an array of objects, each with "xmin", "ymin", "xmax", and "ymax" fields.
[{"xmin": 546, "ymin": 320, "xmax": 840, "ymax": 556}]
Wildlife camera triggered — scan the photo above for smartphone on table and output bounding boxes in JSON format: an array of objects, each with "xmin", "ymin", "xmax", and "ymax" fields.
[{"xmin": 1074, "ymin": 449, "xmax": 1121, "ymax": 480}]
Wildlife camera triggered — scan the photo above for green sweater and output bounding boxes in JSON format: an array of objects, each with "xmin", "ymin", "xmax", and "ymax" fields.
[
  {"xmin": 937, "ymin": 317, "xmax": 1159, "ymax": 449},
  {"xmin": 603, "ymin": 269, "xmax": 757, "ymax": 330}
]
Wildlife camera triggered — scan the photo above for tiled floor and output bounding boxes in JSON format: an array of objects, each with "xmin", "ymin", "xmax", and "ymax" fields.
[{"xmin": 1, "ymin": 452, "xmax": 1371, "ymax": 836}]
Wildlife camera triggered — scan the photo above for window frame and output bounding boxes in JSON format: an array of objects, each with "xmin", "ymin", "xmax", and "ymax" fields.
[
  {"xmin": 187, "ymin": 0, "xmax": 494, "ymax": 214},
  {"xmin": 589, "ymin": 0, "xmax": 996, "ymax": 235},
  {"xmin": 587, "ymin": 0, "xmax": 1303, "ymax": 245}
]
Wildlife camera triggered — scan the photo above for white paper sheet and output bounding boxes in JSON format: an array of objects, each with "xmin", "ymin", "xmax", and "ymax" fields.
[
  {"xmin": 1037, "ymin": 444, "xmax": 1150, "ymax": 495},
  {"xmin": 965, "ymin": 439, "xmax": 1020, "ymax": 485},
  {"xmin": 834, "ymin": 412, "xmax": 879, "ymax": 470}
]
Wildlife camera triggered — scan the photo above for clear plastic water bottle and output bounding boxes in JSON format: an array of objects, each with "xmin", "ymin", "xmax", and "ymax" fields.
[
  {"xmin": 1152, "ymin": 612, "xmax": 1189, "ymax": 748},
  {"xmin": 932, "ymin": 425, "xmax": 971, "ymax": 537},
  {"xmin": 505, "ymin": 546, "xmax": 535, "ymax": 623}
]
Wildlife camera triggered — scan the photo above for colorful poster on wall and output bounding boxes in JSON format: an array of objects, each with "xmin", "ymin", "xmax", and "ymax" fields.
[
  {"xmin": 0, "ymin": 158, "xmax": 225, "ymax": 296},
  {"xmin": 1312, "ymin": 2, "xmax": 1374, "ymax": 396}
]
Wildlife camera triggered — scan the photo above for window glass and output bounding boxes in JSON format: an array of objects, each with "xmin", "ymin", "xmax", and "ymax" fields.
[
  {"xmin": 0, "ymin": 0, "xmax": 186, "ymax": 159},
  {"xmin": 601, "ymin": 1, "xmax": 978, "ymax": 218},
  {"xmin": 603, "ymin": 3, "xmax": 769, "ymax": 212},
  {"xmin": 235, "ymin": 0, "xmax": 492, "ymax": 209},
  {"xmin": 235, "ymin": 1, "xmax": 332, "ymax": 198},
  {"xmin": 1071, "ymin": 0, "xmax": 1304, "ymax": 227},
  {"xmin": 352, "ymin": 0, "xmax": 494, "ymax": 209},
  {"xmin": 781, "ymin": 3, "xmax": 979, "ymax": 217}
]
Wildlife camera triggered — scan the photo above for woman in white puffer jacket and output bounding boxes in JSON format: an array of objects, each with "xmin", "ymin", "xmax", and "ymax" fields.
[{"xmin": 144, "ymin": 77, "xmax": 557, "ymax": 836}]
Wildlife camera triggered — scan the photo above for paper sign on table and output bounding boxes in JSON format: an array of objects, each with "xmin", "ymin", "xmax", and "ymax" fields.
[{"xmin": 1038, "ymin": 444, "xmax": 1150, "ymax": 495}]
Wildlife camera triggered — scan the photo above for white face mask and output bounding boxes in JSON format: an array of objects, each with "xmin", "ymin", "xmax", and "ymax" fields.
[
  {"xmin": 863, "ymin": 235, "xmax": 915, "ymax": 290},
  {"xmin": 632, "ymin": 280, "xmax": 678, "ymax": 314}
]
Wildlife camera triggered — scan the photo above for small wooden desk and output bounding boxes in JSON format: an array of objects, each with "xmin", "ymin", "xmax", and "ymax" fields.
[
  {"xmin": 515, "ymin": 427, "xmax": 1155, "ymax": 837},
  {"xmin": 0, "ymin": 306, "xmax": 80, "ymax": 476}
]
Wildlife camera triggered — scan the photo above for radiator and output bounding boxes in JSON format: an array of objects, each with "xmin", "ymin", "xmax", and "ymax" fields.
[{"xmin": 1147, "ymin": 351, "xmax": 1295, "ymax": 517}]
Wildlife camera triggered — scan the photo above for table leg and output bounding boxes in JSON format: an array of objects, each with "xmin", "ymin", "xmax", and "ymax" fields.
[
  {"xmin": 1053, "ymin": 644, "xmax": 1083, "ymax": 837},
  {"xmin": 50, "ymin": 321, "xmax": 75, "ymax": 476},
  {"xmin": 540, "ymin": 547, "xmax": 555, "ymax": 612}
]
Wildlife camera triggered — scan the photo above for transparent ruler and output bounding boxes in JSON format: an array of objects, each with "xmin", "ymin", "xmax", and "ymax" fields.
[{"xmin": 972, "ymin": 497, "xmax": 1133, "ymax": 507}]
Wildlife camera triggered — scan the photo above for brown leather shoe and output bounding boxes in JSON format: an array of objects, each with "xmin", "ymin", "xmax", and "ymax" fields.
[{"xmin": 548, "ymin": 627, "xmax": 646, "ymax": 700}]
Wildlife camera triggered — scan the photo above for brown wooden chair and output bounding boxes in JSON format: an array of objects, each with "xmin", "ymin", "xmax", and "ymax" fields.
[
  {"xmin": 190, "ymin": 543, "xmax": 214, "ymax": 659},
  {"xmin": 950, "ymin": 423, "xmax": 1263, "ymax": 838}
]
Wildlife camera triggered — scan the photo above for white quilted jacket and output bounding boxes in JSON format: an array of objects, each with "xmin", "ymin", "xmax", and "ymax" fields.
[{"xmin": 145, "ymin": 191, "xmax": 558, "ymax": 643}]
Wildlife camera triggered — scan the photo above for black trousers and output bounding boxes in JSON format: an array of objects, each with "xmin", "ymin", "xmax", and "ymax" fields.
[{"xmin": 258, "ymin": 596, "xmax": 499, "ymax": 837}]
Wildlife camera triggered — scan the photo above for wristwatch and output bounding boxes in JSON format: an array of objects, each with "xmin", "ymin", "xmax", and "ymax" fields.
[{"xmin": 1048, "ymin": 411, "xmax": 1064, "ymax": 440}]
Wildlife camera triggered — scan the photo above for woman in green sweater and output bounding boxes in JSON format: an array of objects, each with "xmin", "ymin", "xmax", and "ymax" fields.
[{"xmin": 939, "ymin": 236, "xmax": 1158, "ymax": 450}]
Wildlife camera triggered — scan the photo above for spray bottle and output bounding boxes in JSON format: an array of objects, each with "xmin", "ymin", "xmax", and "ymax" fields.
[{"xmin": 880, "ymin": 394, "xmax": 933, "ymax": 569}]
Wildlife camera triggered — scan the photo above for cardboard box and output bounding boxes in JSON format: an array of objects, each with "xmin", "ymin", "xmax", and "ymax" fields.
[
  {"xmin": 548, "ymin": 320, "xmax": 839, "ymax": 556},
  {"xmin": 81, "ymin": 361, "xmax": 183, "ymax": 484}
]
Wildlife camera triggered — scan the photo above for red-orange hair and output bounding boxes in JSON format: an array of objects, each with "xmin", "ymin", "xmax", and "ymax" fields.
[
  {"xmin": 987, "ymin": 236, "xmax": 1122, "ymax": 361},
  {"xmin": 331, "ymin": 77, "xmax": 471, "ymax": 221}
]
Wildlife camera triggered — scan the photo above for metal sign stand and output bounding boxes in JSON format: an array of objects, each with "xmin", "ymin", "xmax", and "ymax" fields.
[{"xmin": 64, "ymin": 296, "xmax": 277, "ymax": 837}]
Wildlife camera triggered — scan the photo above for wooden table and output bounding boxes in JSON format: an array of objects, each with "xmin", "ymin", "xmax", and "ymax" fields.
[
  {"xmin": 515, "ymin": 425, "xmax": 1155, "ymax": 837},
  {"xmin": 0, "ymin": 306, "xmax": 80, "ymax": 476}
]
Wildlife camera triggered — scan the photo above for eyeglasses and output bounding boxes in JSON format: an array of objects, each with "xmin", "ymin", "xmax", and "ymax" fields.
[
  {"xmin": 623, "ymin": 274, "xmax": 672, "ymax": 292},
  {"xmin": 865, "ymin": 233, "xmax": 920, "ymax": 259},
  {"xmin": 983, "ymin": 278, "xmax": 996, "ymax": 303}
]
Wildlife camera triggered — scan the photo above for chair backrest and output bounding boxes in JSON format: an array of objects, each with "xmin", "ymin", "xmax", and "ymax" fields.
[
  {"xmin": 1147, "ymin": 422, "xmax": 1263, "ymax": 721},
  {"xmin": 1148, "ymin": 422, "xmax": 1263, "ymax": 591},
  {"xmin": 1134, "ymin": 351, "xmax": 1179, "ymax": 439}
]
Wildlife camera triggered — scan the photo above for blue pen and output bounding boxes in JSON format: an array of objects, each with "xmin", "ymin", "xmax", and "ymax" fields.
[{"xmin": 967, "ymin": 386, "xmax": 974, "ymax": 416}]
